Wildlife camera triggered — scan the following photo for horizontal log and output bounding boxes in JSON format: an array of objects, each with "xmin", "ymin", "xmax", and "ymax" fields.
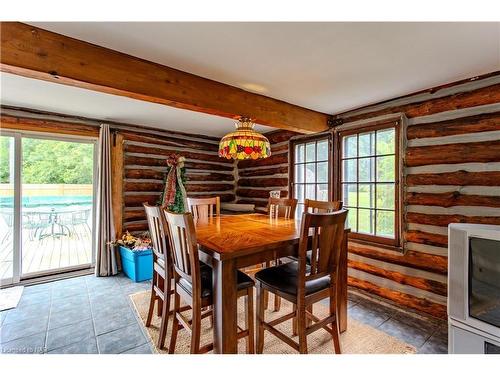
[
  {"xmin": 348, "ymin": 243, "xmax": 447, "ymax": 275},
  {"xmin": 406, "ymin": 170, "xmax": 500, "ymax": 186},
  {"xmin": 341, "ymin": 83, "xmax": 500, "ymax": 122},
  {"xmin": 238, "ymin": 177, "xmax": 288, "ymax": 187},
  {"xmin": 236, "ymin": 188, "xmax": 288, "ymax": 199},
  {"xmin": 125, "ymin": 181, "xmax": 164, "ymax": 192},
  {"xmin": 187, "ymin": 193, "xmax": 235, "ymax": 203},
  {"xmin": 185, "ymin": 183, "xmax": 234, "ymax": 193},
  {"xmin": 124, "ymin": 169, "xmax": 234, "ymax": 182},
  {"xmin": 272, "ymin": 143, "xmax": 290, "ymax": 153},
  {"xmin": 348, "ymin": 276, "xmax": 447, "ymax": 319},
  {"xmin": 406, "ymin": 191, "xmax": 500, "ymax": 208},
  {"xmin": 2, "ymin": 22, "xmax": 329, "ymax": 133},
  {"xmin": 238, "ymin": 166, "xmax": 289, "ymax": 177},
  {"xmin": 124, "ymin": 143, "xmax": 231, "ymax": 164},
  {"xmin": 124, "ymin": 194, "xmax": 161, "ymax": 206},
  {"xmin": 1, "ymin": 114, "xmax": 99, "ymax": 137},
  {"xmin": 238, "ymin": 153, "xmax": 288, "ymax": 169},
  {"xmin": 125, "ymin": 168, "xmax": 166, "ymax": 180},
  {"xmin": 347, "ymin": 260, "xmax": 447, "ymax": 296},
  {"xmin": 406, "ymin": 140, "xmax": 500, "ymax": 167},
  {"xmin": 124, "ymin": 209, "xmax": 146, "ymax": 222},
  {"xmin": 122, "ymin": 185, "xmax": 234, "ymax": 203},
  {"xmin": 405, "ymin": 230, "xmax": 448, "ymax": 248},
  {"xmin": 265, "ymin": 130, "xmax": 298, "ymax": 144},
  {"xmin": 124, "ymin": 156, "xmax": 233, "ymax": 171},
  {"xmin": 406, "ymin": 212, "xmax": 500, "ymax": 227},
  {"xmin": 407, "ymin": 111, "xmax": 500, "ymax": 139},
  {"xmin": 121, "ymin": 131, "xmax": 219, "ymax": 152},
  {"xmin": 123, "ymin": 222, "xmax": 148, "ymax": 232},
  {"xmin": 186, "ymin": 173, "xmax": 234, "ymax": 182}
]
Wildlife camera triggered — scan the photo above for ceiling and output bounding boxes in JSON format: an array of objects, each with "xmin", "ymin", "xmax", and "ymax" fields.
[{"xmin": 1, "ymin": 22, "xmax": 499, "ymax": 136}]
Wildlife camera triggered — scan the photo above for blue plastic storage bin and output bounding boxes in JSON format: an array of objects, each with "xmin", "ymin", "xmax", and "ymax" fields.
[{"xmin": 119, "ymin": 246, "xmax": 153, "ymax": 282}]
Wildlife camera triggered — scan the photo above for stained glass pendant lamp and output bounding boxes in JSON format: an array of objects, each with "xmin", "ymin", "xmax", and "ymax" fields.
[{"xmin": 218, "ymin": 117, "xmax": 271, "ymax": 160}]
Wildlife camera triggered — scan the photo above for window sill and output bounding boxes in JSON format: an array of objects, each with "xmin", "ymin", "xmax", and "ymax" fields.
[{"xmin": 347, "ymin": 236, "xmax": 404, "ymax": 254}]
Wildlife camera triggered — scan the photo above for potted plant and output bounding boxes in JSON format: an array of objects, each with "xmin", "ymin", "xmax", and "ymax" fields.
[{"xmin": 115, "ymin": 231, "xmax": 153, "ymax": 282}]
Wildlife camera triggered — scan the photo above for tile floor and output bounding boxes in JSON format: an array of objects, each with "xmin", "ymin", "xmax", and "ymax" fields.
[{"xmin": 0, "ymin": 273, "xmax": 448, "ymax": 354}]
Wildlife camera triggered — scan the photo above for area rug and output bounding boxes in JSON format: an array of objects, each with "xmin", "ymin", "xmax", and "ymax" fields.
[
  {"xmin": 0, "ymin": 286, "xmax": 24, "ymax": 311},
  {"xmin": 130, "ymin": 291, "xmax": 416, "ymax": 354}
]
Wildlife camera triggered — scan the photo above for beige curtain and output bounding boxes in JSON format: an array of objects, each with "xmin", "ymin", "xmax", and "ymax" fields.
[{"xmin": 95, "ymin": 124, "xmax": 118, "ymax": 276}]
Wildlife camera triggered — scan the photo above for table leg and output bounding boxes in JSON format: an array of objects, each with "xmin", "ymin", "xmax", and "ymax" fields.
[{"xmin": 212, "ymin": 258, "xmax": 238, "ymax": 354}]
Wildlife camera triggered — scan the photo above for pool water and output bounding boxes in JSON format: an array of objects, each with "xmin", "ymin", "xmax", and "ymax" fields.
[{"xmin": 0, "ymin": 195, "xmax": 93, "ymax": 208}]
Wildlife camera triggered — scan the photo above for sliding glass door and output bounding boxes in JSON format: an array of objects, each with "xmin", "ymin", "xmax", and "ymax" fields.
[
  {"xmin": 0, "ymin": 134, "xmax": 20, "ymax": 284},
  {"xmin": 0, "ymin": 131, "xmax": 97, "ymax": 285}
]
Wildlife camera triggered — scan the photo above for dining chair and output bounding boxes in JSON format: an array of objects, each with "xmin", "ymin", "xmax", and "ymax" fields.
[
  {"xmin": 163, "ymin": 209, "xmax": 255, "ymax": 354},
  {"xmin": 187, "ymin": 196, "xmax": 220, "ymax": 220},
  {"xmin": 265, "ymin": 197, "xmax": 298, "ymax": 312},
  {"xmin": 143, "ymin": 203, "xmax": 173, "ymax": 350},
  {"xmin": 304, "ymin": 199, "xmax": 342, "ymax": 213},
  {"xmin": 255, "ymin": 209, "xmax": 348, "ymax": 354},
  {"xmin": 268, "ymin": 197, "xmax": 297, "ymax": 219}
]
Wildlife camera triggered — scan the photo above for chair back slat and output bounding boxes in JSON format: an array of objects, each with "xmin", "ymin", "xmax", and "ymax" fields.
[
  {"xmin": 268, "ymin": 197, "xmax": 298, "ymax": 219},
  {"xmin": 298, "ymin": 210, "xmax": 348, "ymax": 284},
  {"xmin": 304, "ymin": 199, "xmax": 343, "ymax": 213},
  {"xmin": 187, "ymin": 197, "xmax": 220, "ymax": 220},
  {"xmin": 143, "ymin": 203, "xmax": 169, "ymax": 261},
  {"xmin": 163, "ymin": 210, "xmax": 200, "ymax": 286}
]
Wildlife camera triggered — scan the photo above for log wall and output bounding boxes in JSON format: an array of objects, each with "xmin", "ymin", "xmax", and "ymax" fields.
[
  {"xmin": 334, "ymin": 73, "xmax": 500, "ymax": 319},
  {"xmin": 120, "ymin": 129, "xmax": 236, "ymax": 233},
  {"xmin": 235, "ymin": 130, "xmax": 298, "ymax": 210}
]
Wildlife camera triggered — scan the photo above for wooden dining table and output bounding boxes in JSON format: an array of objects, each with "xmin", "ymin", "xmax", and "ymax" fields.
[{"xmin": 195, "ymin": 213, "xmax": 349, "ymax": 354}]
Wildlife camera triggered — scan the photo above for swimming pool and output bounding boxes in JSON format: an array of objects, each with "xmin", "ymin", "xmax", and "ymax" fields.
[{"xmin": 0, "ymin": 195, "xmax": 93, "ymax": 208}]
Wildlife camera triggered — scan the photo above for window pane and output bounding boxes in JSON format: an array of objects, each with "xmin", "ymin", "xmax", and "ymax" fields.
[
  {"xmin": 358, "ymin": 157, "xmax": 375, "ymax": 182},
  {"xmin": 317, "ymin": 140, "xmax": 328, "ymax": 161},
  {"xmin": 317, "ymin": 162, "xmax": 328, "ymax": 183},
  {"xmin": 316, "ymin": 184, "xmax": 328, "ymax": 201},
  {"xmin": 295, "ymin": 144, "xmax": 305, "ymax": 163},
  {"xmin": 358, "ymin": 208, "xmax": 374, "ymax": 234},
  {"xmin": 358, "ymin": 183, "xmax": 375, "ymax": 209},
  {"xmin": 295, "ymin": 184, "xmax": 304, "ymax": 203},
  {"xmin": 376, "ymin": 128, "xmax": 395, "ymax": 155},
  {"xmin": 359, "ymin": 132, "xmax": 375, "ymax": 157},
  {"xmin": 343, "ymin": 135, "xmax": 357, "ymax": 158},
  {"xmin": 346, "ymin": 208, "xmax": 357, "ymax": 232},
  {"xmin": 343, "ymin": 159, "xmax": 357, "ymax": 182},
  {"xmin": 376, "ymin": 210, "xmax": 395, "ymax": 238},
  {"xmin": 306, "ymin": 142, "xmax": 315, "ymax": 162},
  {"xmin": 343, "ymin": 183, "xmax": 358, "ymax": 207},
  {"xmin": 305, "ymin": 163, "xmax": 315, "ymax": 183},
  {"xmin": 376, "ymin": 155, "xmax": 395, "ymax": 182},
  {"xmin": 306, "ymin": 184, "xmax": 315, "ymax": 200},
  {"xmin": 295, "ymin": 164, "xmax": 304, "ymax": 183},
  {"xmin": 376, "ymin": 183, "xmax": 395, "ymax": 209}
]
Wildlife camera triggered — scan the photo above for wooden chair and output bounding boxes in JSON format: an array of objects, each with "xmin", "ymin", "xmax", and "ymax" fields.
[
  {"xmin": 304, "ymin": 199, "xmax": 342, "ymax": 213},
  {"xmin": 143, "ymin": 203, "xmax": 172, "ymax": 350},
  {"xmin": 264, "ymin": 197, "xmax": 298, "ymax": 312},
  {"xmin": 187, "ymin": 196, "xmax": 220, "ymax": 220},
  {"xmin": 255, "ymin": 210, "xmax": 348, "ymax": 354},
  {"xmin": 268, "ymin": 197, "xmax": 297, "ymax": 219},
  {"xmin": 163, "ymin": 209, "xmax": 255, "ymax": 354}
]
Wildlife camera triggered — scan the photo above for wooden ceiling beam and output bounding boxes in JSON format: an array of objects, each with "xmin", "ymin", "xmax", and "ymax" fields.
[{"xmin": 0, "ymin": 22, "xmax": 329, "ymax": 134}]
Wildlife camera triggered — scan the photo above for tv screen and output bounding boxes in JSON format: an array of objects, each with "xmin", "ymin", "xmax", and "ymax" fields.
[{"xmin": 469, "ymin": 237, "xmax": 500, "ymax": 328}]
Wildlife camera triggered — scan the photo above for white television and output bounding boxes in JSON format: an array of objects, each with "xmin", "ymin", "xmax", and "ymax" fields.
[{"xmin": 448, "ymin": 224, "xmax": 500, "ymax": 353}]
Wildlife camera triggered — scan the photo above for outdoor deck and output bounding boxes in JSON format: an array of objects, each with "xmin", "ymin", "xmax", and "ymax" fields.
[{"xmin": 0, "ymin": 225, "xmax": 92, "ymax": 279}]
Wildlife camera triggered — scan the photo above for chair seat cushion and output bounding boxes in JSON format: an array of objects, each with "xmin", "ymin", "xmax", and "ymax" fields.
[
  {"xmin": 178, "ymin": 264, "xmax": 254, "ymax": 298},
  {"xmin": 255, "ymin": 261, "xmax": 331, "ymax": 296}
]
